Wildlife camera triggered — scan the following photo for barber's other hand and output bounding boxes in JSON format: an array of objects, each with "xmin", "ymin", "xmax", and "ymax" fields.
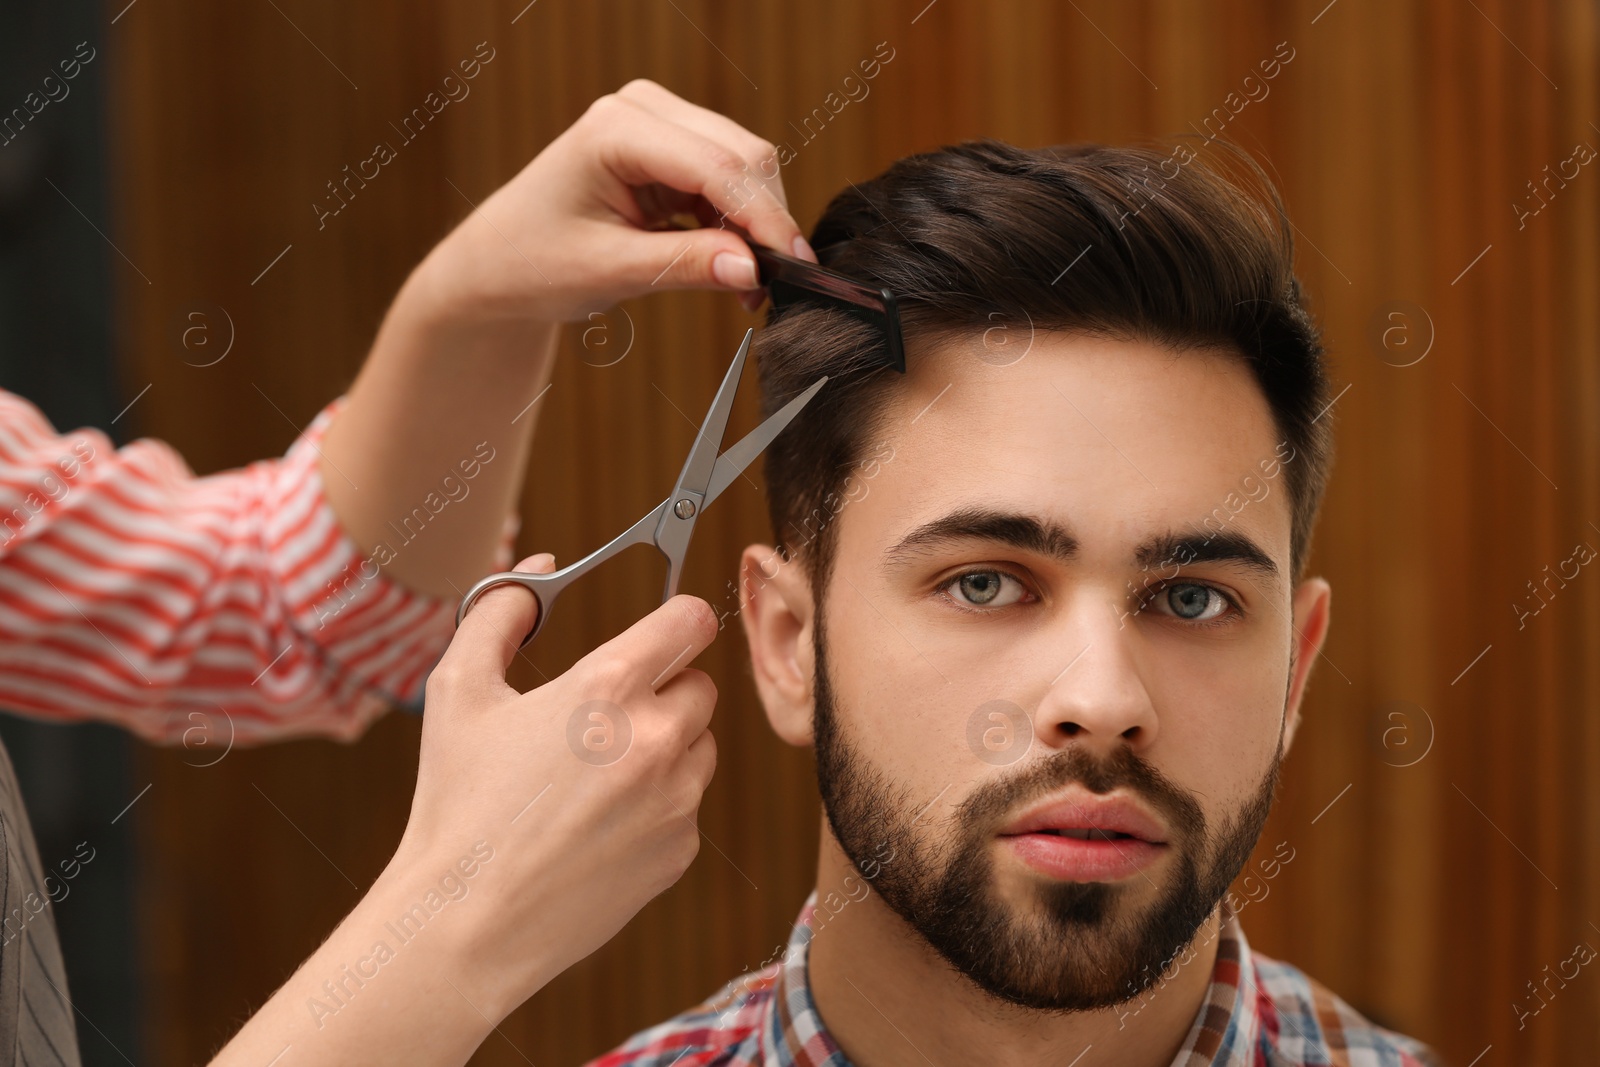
[
  {"xmin": 407, "ymin": 78, "xmax": 816, "ymax": 325},
  {"xmin": 391, "ymin": 552, "xmax": 720, "ymax": 1019}
]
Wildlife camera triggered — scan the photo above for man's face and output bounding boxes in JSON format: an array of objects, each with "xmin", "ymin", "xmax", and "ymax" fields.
[{"xmin": 744, "ymin": 331, "xmax": 1330, "ymax": 1012}]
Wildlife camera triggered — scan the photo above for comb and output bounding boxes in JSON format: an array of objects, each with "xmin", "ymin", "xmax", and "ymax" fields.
[{"xmin": 742, "ymin": 236, "xmax": 906, "ymax": 374}]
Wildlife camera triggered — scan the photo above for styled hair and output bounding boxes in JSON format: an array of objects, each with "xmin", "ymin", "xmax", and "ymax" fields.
[{"xmin": 754, "ymin": 136, "xmax": 1333, "ymax": 605}]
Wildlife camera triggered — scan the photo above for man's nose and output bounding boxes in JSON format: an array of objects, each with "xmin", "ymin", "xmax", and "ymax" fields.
[{"xmin": 1031, "ymin": 595, "xmax": 1159, "ymax": 754}]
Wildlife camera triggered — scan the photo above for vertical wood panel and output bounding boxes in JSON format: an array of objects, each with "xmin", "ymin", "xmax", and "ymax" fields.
[{"xmin": 102, "ymin": 1, "xmax": 1600, "ymax": 1063}]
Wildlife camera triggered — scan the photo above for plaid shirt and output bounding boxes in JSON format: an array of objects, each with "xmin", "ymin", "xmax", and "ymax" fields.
[{"xmin": 585, "ymin": 893, "xmax": 1442, "ymax": 1067}]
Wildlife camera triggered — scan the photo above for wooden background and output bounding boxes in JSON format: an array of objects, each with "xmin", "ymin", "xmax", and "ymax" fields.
[{"xmin": 95, "ymin": 0, "xmax": 1599, "ymax": 1063}]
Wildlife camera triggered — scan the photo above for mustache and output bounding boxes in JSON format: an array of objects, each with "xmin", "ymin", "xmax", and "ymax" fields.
[{"xmin": 956, "ymin": 744, "xmax": 1207, "ymax": 844}]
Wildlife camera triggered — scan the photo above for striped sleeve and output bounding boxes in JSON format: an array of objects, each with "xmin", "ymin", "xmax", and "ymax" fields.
[{"xmin": 0, "ymin": 389, "xmax": 518, "ymax": 746}]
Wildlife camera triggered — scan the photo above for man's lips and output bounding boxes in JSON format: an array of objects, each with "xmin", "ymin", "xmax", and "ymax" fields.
[
  {"xmin": 997, "ymin": 787, "xmax": 1170, "ymax": 883},
  {"xmin": 999, "ymin": 787, "xmax": 1169, "ymax": 843}
]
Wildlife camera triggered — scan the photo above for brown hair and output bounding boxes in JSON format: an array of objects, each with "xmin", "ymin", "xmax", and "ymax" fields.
[{"xmin": 754, "ymin": 136, "xmax": 1333, "ymax": 605}]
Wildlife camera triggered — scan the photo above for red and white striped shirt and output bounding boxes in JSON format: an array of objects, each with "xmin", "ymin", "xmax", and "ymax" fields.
[{"xmin": 0, "ymin": 389, "xmax": 515, "ymax": 746}]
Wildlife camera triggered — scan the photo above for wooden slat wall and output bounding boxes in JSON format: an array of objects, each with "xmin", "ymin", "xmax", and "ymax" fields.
[{"xmin": 104, "ymin": 1, "xmax": 1599, "ymax": 1063}]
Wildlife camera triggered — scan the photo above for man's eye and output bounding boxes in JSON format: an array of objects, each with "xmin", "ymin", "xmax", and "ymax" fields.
[
  {"xmin": 1150, "ymin": 582, "xmax": 1232, "ymax": 622},
  {"xmin": 938, "ymin": 569, "xmax": 1028, "ymax": 610}
]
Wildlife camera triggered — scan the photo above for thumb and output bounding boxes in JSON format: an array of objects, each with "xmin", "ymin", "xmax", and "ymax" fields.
[
  {"xmin": 629, "ymin": 227, "xmax": 761, "ymax": 294},
  {"xmin": 443, "ymin": 553, "xmax": 557, "ymax": 681}
]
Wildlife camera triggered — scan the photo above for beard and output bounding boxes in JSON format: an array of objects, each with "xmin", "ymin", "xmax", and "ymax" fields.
[{"xmin": 811, "ymin": 606, "xmax": 1283, "ymax": 1013}]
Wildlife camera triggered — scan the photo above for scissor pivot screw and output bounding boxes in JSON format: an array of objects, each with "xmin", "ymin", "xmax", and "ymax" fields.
[{"xmin": 674, "ymin": 498, "xmax": 697, "ymax": 519}]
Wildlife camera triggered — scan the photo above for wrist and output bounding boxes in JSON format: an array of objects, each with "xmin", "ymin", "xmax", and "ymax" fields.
[
  {"xmin": 381, "ymin": 256, "xmax": 561, "ymax": 369},
  {"xmin": 371, "ymin": 836, "xmax": 557, "ymax": 1022},
  {"xmin": 394, "ymin": 224, "xmax": 566, "ymax": 331}
]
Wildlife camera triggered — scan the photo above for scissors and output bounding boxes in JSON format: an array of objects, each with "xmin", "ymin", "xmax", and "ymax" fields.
[{"xmin": 456, "ymin": 327, "xmax": 828, "ymax": 645}]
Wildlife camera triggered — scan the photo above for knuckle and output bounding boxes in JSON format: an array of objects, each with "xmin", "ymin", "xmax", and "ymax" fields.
[
  {"xmin": 688, "ymin": 758, "xmax": 713, "ymax": 799},
  {"xmin": 655, "ymin": 836, "xmax": 698, "ymax": 889},
  {"xmin": 633, "ymin": 719, "xmax": 678, "ymax": 768},
  {"xmin": 617, "ymin": 77, "xmax": 662, "ymax": 98},
  {"xmin": 662, "ymin": 678, "xmax": 716, "ymax": 744},
  {"xmin": 584, "ymin": 92, "xmax": 629, "ymax": 123},
  {"xmin": 747, "ymin": 138, "xmax": 780, "ymax": 172},
  {"xmin": 701, "ymin": 140, "xmax": 746, "ymax": 178},
  {"xmin": 583, "ymin": 654, "xmax": 635, "ymax": 697},
  {"xmin": 678, "ymin": 665, "xmax": 717, "ymax": 701},
  {"xmin": 665, "ymin": 773, "xmax": 698, "ymax": 812},
  {"xmin": 665, "ymin": 715, "xmax": 699, "ymax": 754},
  {"xmin": 425, "ymin": 662, "xmax": 467, "ymax": 699},
  {"xmin": 692, "ymin": 672, "xmax": 719, "ymax": 715},
  {"xmin": 675, "ymin": 824, "xmax": 703, "ymax": 867}
]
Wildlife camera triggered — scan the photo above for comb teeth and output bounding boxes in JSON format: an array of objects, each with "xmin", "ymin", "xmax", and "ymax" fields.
[{"xmin": 745, "ymin": 237, "xmax": 906, "ymax": 373}]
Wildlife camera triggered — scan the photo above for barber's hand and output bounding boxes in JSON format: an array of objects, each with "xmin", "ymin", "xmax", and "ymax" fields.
[
  {"xmin": 410, "ymin": 78, "xmax": 816, "ymax": 325},
  {"xmin": 394, "ymin": 552, "xmax": 720, "ymax": 1016},
  {"xmin": 207, "ymin": 555, "xmax": 719, "ymax": 1065}
]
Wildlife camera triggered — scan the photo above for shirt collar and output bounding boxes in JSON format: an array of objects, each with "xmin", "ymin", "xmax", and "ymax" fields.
[
  {"xmin": 764, "ymin": 892, "xmax": 1258, "ymax": 1067},
  {"xmin": 761, "ymin": 892, "xmax": 847, "ymax": 1067},
  {"xmin": 1167, "ymin": 897, "xmax": 1262, "ymax": 1065}
]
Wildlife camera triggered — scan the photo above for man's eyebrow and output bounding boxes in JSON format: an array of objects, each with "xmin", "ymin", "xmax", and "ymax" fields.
[
  {"xmin": 1134, "ymin": 529, "xmax": 1281, "ymax": 586},
  {"xmin": 880, "ymin": 508, "xmax": 1078, "ymax": 570},
  {"xmin": 880, "ymin": 508, "xmax": 1283, "ymax": 587}
]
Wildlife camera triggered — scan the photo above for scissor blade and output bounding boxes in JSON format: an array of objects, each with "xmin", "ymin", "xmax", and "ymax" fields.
[
  {"xmin": 702, "ymin": 374, "xmax": 829, "ymax": 509},
  {"xmin": 672, "ymin": 328, "xmax": 753, "ymax": 501}
]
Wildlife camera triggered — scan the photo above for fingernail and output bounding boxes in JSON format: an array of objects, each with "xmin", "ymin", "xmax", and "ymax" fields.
[
  {"xmin": 792, "ymin": 235, "xmax": 817, "ymax": 263},
  {"xmin": 515, "ymin": 552, "xmax": 556, "ymax": 572},
  {"xmin": 713, "ymin": 252, "xmax": 758, "ymax": 289}
]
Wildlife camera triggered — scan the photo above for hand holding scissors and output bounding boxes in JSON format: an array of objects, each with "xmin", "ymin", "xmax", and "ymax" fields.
[{"xmin": 456, "ymin": 327, "xmax": 827, "ymax": 643}]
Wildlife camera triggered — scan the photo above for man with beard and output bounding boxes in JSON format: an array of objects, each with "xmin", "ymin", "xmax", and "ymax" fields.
[{"xmin": 585, "ymin": 136, "xmax": 1443, "ymax": 1066}]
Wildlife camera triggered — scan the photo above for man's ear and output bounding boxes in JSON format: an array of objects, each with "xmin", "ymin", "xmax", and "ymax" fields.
[
  {"xmin": 1282, "ymin": 576, "xmax": 1331, "ymax": 755},
  {"xmin": 738, "ymin": 542, "xmax": 816, "ymax": 747}
]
